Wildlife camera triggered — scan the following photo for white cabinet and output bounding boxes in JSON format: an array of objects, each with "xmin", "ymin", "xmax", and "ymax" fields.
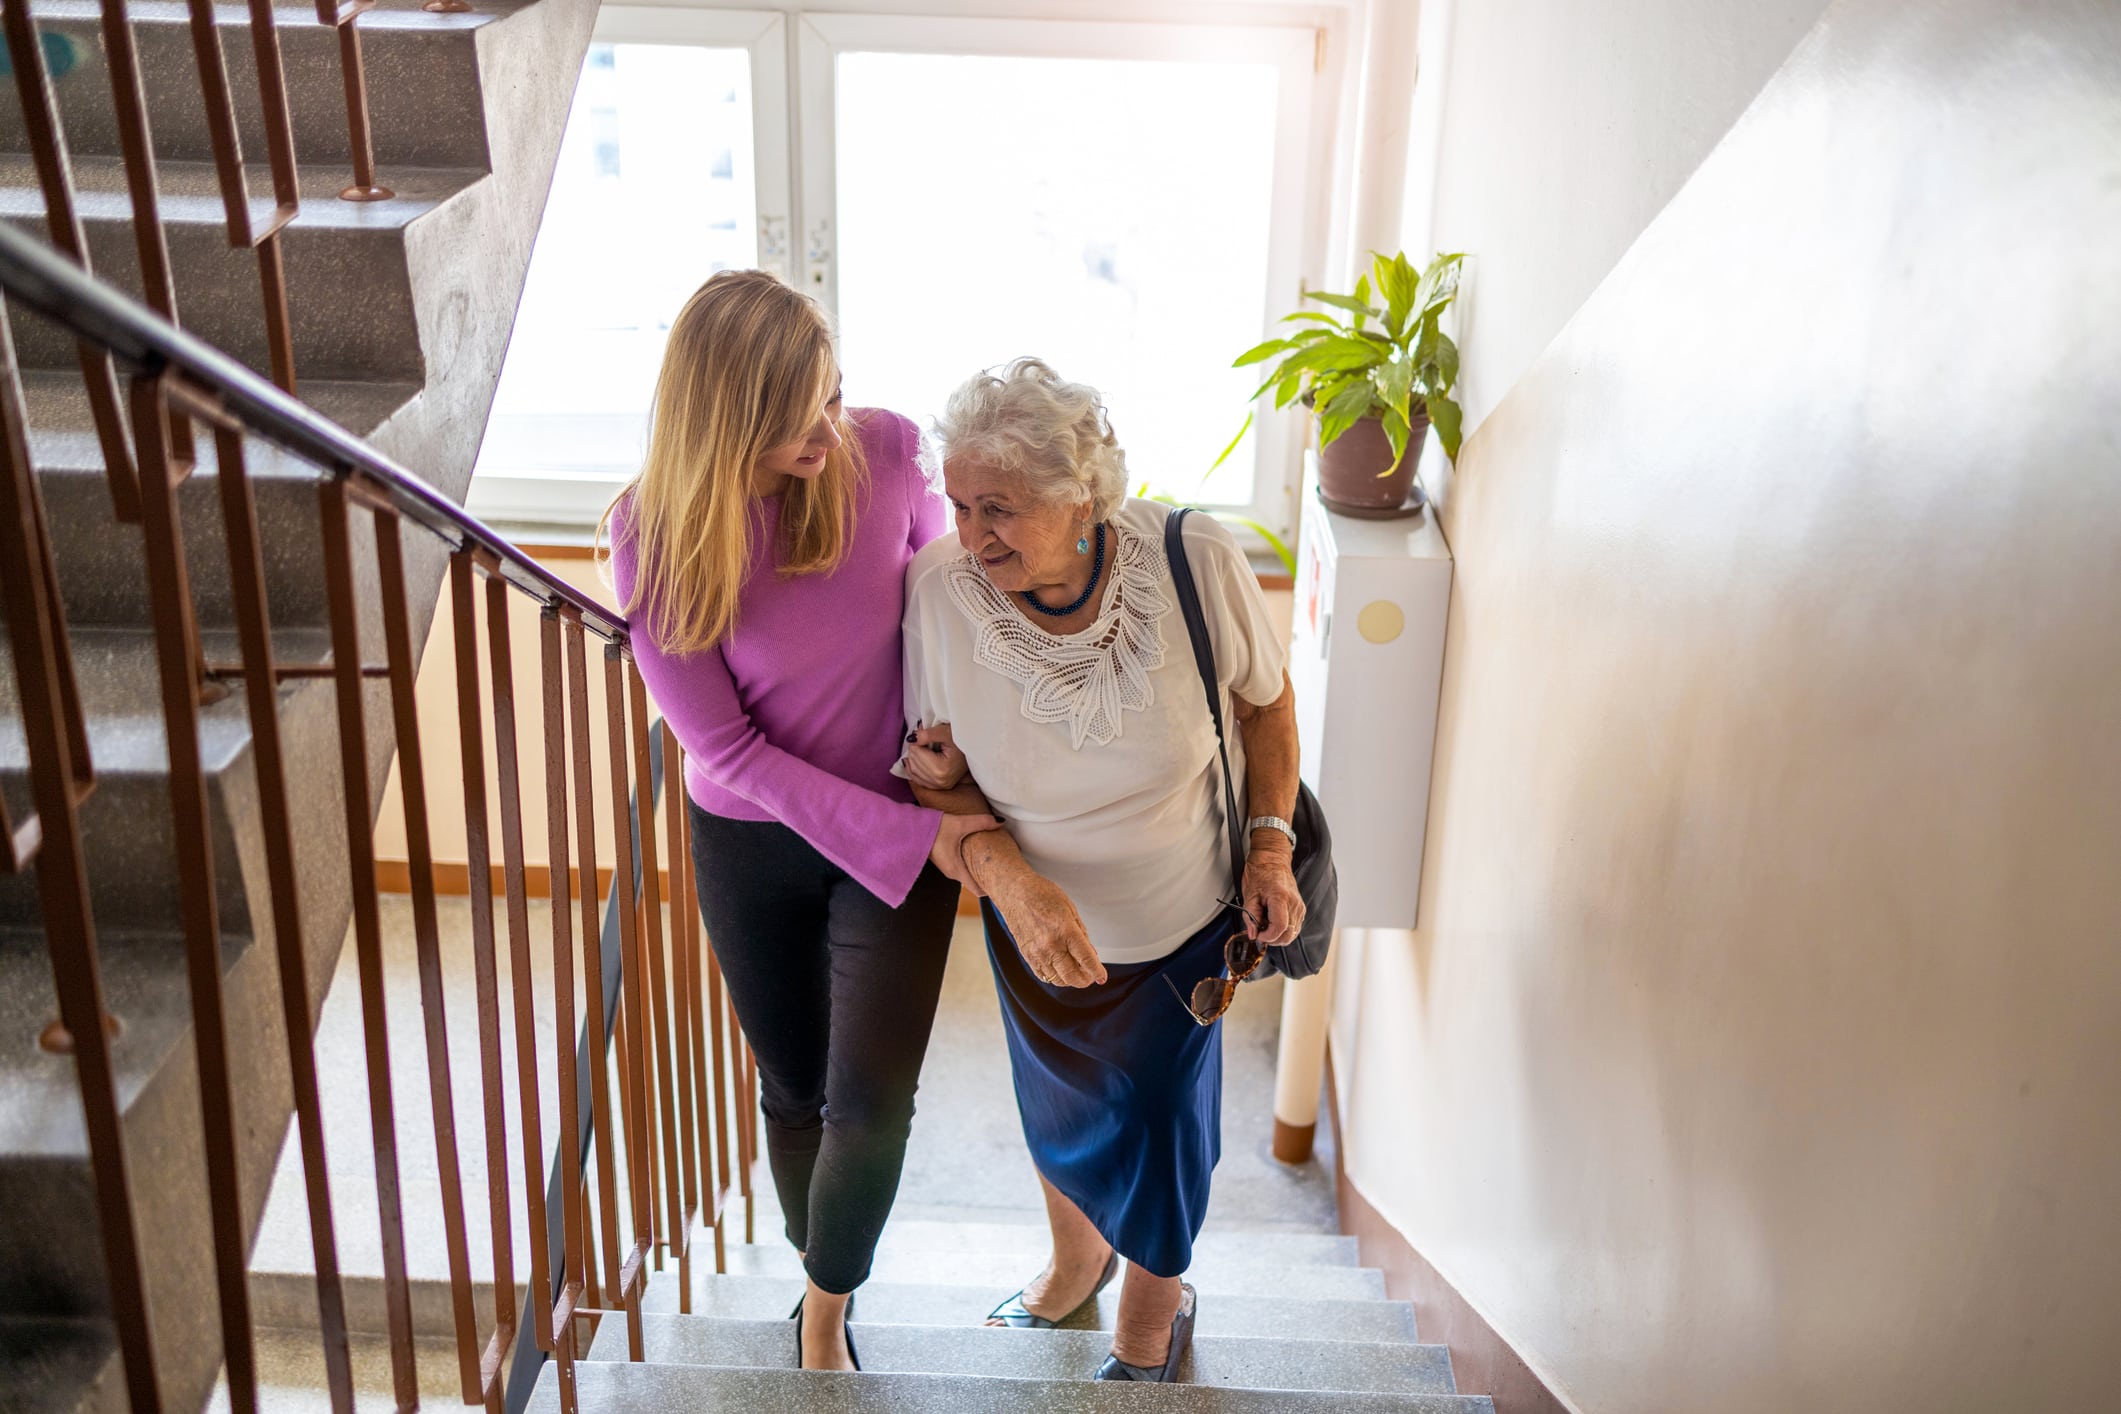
[{"xmin": 1288, "ymin": 464, "xmax": 1453, "ymax": 927}]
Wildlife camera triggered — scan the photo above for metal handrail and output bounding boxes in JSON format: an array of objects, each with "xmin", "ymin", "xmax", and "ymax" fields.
[{"xmin": 0, "ymin": 221, "xmax": 628, "ymax": 642}]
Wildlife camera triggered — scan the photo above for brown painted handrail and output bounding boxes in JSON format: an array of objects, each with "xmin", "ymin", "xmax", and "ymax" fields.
[{"xmin": 0, "ymin": 222, "xmax": 628, "ymax": 642}]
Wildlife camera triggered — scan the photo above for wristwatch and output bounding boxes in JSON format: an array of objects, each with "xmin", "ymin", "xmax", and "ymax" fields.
[{"xmin": 1247, "ymin": 815, "xmax": 1298, "ymax": 850}]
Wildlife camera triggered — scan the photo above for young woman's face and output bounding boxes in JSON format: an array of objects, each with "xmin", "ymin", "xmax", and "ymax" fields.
[
  {"xmin": 755, "ymin": 386, "xmax": 844, "ymax": 483},
  {"xmin": 944, "ymin": 455, "xmax": 1090, "ymax": 594}
]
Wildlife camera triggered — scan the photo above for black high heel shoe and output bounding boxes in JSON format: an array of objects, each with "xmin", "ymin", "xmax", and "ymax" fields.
[
  {"xmin": 987, "ymin": 1248, "xmax": 1121, "ymax": 1328},
  {"xmin": 1092, "ymin": 1282, "xmax": 1195, "ymax": 1383},
  {"xmin": 790, "ymin": 1293, "xmax": 861, "ymax": 1372}
]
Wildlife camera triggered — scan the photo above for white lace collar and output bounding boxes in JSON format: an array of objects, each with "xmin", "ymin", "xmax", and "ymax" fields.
[{"xmin": 943, "ymin": 522, "xmax": 1171, "ymax": 749}]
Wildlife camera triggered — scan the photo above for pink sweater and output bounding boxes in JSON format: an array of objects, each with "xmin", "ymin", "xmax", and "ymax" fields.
[{"xmin": 610, "ymin": 409, "xmax": 944, "ymax": 906}]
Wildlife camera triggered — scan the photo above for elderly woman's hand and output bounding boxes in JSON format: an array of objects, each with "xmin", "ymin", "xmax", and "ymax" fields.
[
  {"xmin": 1241, "ymin": 835, "xmax": 1306, "ymax": 948},
  {"xmin": 992, "ymin": 870, "xmax": 1108, "ymax": 989},
  {"xmin": 903, "ymin": 722, "xmax": 970, "ymax": 792}
]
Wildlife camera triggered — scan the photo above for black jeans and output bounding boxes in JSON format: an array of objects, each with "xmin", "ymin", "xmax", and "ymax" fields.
[{"xmin": 688, "ymin": 803, "xmax": 958, "ymax": 1294}]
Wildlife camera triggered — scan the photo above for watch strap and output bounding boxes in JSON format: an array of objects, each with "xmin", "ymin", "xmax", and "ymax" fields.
[{"xmin": 1247, "ymin": 815, "xmax": 1297, "ymax": 849}]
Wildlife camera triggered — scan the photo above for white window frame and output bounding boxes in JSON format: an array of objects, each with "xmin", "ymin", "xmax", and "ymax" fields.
[
  {"xmin": 471, "ymin": 2, "xmax": 1356, "ymax": 544},
  {"xmin": 794, "ymin": 12, "xmax": 1324, "ymax": 539},
  {"xmin": 467, "ymin": 7, "xmax": 792, "ymax": 529}
]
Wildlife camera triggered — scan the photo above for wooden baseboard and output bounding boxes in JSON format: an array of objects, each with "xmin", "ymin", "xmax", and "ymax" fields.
[
  {"xmin": 1325, "ymin": 1054, "xmax": 1571, "ymax": 1414},
  {"xmin": 374, "ymin": 858, "xmax": 673, "ymax": 900}
]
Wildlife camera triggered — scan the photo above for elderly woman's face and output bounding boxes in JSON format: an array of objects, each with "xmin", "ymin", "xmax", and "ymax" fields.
[{"xmin": 944, "ymin": 455, "xmax": 1091, "ymax": 594}]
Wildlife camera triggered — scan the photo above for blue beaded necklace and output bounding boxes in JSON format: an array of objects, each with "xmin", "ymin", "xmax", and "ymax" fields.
[{"xmin": 1020, "ymin": 523, "xmax": 1106, "ymax": 618}]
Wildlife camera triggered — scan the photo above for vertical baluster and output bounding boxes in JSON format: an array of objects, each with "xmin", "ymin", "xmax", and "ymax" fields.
[
  {"xmin": 659, "ymin": 721, "xmax": 702, "ymax": 1313},
  {"xmin": 628, "ymin": 662, "xmax": 686, "ymax": 1279},
  {"xmin": 0, "ymin": 299, "xmax": 160, "ymax": 1413},
  {"xmin": 601, "ymin": 642, "xmax": 651, "ymax": 1360},
  {"xmin": 244, "ymin": 0, "xmax": 303, "ymax": 391},
  {"xmin": 563, "ymin": 611, "xmax": 624, "ymax": 1299},
  {"xmin": 704, "ymin": 926, "xmax": 733, "ymax": 1274},
  {"xmin": 129, "ymin": 375, "xmax": 255, "ymax": 1413},
  {"xmin": 538, "ymin": 606, "xmax": 585, "ymax": 1403},
  {"xmin": 317, "ymin": 479, "xmax": 418, "ymax": 1409},
  {"xmin": 489, "ymin": 572, "xmax": 550, "ymax": 1352},
  {"xmin": 315, "ymin": 0, "xmax": 393, "ymax": 202},
  {"xmin": 100, "ymin": 2, "xmax": 192, "ymax": 463},
  {"xmin": 372, "ymin": 506, "xmax": 481, "ymax": 1402},
  {"xmin": 0, "ymin": 6, "xmax": 138, "ymax": 515},
  {"xmin": 446, "ymin": 550, "xmax": 517, "ymax": 1406},
  {"xmin": 211, "ymin": 419, "xmax": 354, "ymax": 1413}
]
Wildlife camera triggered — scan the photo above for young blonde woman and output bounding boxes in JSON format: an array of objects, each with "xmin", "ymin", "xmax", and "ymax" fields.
[{"xmin": 603, "ymin": 270, "xmax": 996, "ymax": 1371}]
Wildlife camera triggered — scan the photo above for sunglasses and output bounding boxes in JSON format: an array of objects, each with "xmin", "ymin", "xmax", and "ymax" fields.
[{"xmin": 1162, "ymin": 897, "xmax": 1269, "ymax": 1026}]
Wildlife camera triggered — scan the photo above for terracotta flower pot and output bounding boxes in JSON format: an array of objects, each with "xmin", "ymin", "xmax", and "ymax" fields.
[{"xmin": 1318, "ymin": 410, "xmax": 1427, "ymax": 515}]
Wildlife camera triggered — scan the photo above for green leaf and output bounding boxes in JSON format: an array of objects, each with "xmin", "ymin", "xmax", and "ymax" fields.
[
  {"xmin": 1426, "ymin": 392, "xmax": 1464, "ymax": 461},
  {"xmin": 1205, "ymin": 411, "xmax": 1253, "ymax": 473},
  {"xmin": 1377, "ymin": 251, "xmax": 1418, "ymax": 339},
  {"xmin": 1274, "ymin": 370, "xmax": 1305, "ymax": 408},
  {"xmin": 1281, "ymin": 310, "xmax": 1344, "ymax": 327},
  {"xmin": 1317, "ymin": 379, "xmax": 1374, "ymax": 450},
  {"xmin": 1233, "ymin": 337, "xmax": 1293, "ymax": 368},
  {"xmin": 1312, "ymin": 335, "xmax": 1388, "ymax": 371},
  {"xmin": 1413, "ymin": 252, "xmax": 1464, "ymax": 318},
  {"xmin": 1351, "ymin": 274, "xmax": 1372, "ymax": 331},
  {"xmin": 1215, "ymin": 514, "xmax": 1298, "ymax": 578},
  {"xmin": 1432, "ymin": 330, "xmax": 1460, "ymax": 391},
  {"xmin": 1380, "ymin": 404, "xmax": 1411, "ymax": 466},
  {"xmin": 1303, "ymin": 289, "xmax": 1385, "ymax": 320},
  {"xmin": 1375, "ymin": 356, "xmax": 1414, "ymax": 422}
]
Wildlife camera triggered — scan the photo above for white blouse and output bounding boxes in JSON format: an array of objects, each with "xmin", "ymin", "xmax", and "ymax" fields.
[{"xmin": 899, "ymin": 499, "xmax": 1289, "ymax": 964}]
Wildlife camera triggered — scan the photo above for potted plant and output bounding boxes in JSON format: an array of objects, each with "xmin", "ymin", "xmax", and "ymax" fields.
[{"xmin": 1224, "ymin": 250, "xmax": 1465, "ymax": 516}]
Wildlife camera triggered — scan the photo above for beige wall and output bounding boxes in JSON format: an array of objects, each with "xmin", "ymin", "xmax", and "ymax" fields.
[
  {"xmin": 1334, "ymin": 1, "xmax": 2121, "ymax": 1411},
  {"xmin": 1400, "ymin": 0, "xmax": 1831, "ymax": 435}
]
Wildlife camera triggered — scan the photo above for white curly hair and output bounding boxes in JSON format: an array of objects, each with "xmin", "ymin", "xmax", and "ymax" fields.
[{"xmin": 932, "ymin": 358, "xmax": 1129, "ymax": 521}]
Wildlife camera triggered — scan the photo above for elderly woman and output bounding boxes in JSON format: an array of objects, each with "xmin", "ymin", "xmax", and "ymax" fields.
[{"xmin": 896, "ymin": 358, "xmax": 1306, "ymax": 1382}]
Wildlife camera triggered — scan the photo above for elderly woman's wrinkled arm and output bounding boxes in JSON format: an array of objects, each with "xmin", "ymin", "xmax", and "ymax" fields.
[
  {"xmin": 906, "ymin": 776, "xmax": 1109, "ymax": 989},
  {"xmin": 1233, "ymin": 670, "xmax": 1305, "ymax": 948}
]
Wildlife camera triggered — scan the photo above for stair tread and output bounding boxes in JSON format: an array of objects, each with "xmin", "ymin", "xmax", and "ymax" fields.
[
  {"xmin": 16, "ymin": 368, "xmax": 423, "ymax": 476},
  {"xmin": 0, "ymin": 927, "xmax": 204, "ymax": 1160},
  {"xmin": 0, "ymin": 1315, "xmax": 122, "ymax": 1414},
  {"xmin": 0, "ymin": 154, "xmax": 487, "ymax": 232},
  {"xmin": 533, "ymin": 1360, "xmax": 1493, "ymax": 1413},
  {"xmin": 0, "ymin": 624, "xmax": 332, "ymax": 779},
  {"xmin": 858, "ymin": 1220, "xmax": 1358, "ymax": 1268},
  {"xmin": 27, "ymin": 0, "xmax": 531, "ymax": 31},
  {"xmin": 653, "ymin": 1273, "xmax": 1419, "ymax": 1345},
  {"xmin": 586, "ymin": 1313, "xmax": 1458, "ymax": 1397},
  {"xmin": 722, "ymin": 1244, "xmax": 1384, "ymax": 1300}
]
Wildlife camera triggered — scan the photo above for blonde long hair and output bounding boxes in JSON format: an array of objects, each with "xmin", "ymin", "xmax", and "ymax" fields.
[{"xmin": 600, "ymin": 270, "xmax": 865, "ymax": 654}]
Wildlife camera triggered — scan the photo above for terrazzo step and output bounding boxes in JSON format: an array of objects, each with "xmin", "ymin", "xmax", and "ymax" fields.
[
  {"xmin": 0, "ymin": 155, "xmax": 486, "ymax": 381},
  {"xmin": 16, "ymin": 370, "xmax": 421, "ymax": 629},
  {"xmin": 586, "ymin": 1313, "xmax": 1460, "ymax": 1397},
  {"xmin": 0, "ymin": 624, "xmax": 338, "ymax": 933},
  {"xmin": 721, "ymin": 1242, "xmax": 1386, "ymax": 1300},
  {"xmin": 653, "ymin": 1273, "xmax": 1420, "ymax": 1345},
  {"xmin": 0, "ymin": 1315, "xmax": 125, "ymax": 1414},
  {"xmin": 528, "ymin": 1359, "xmax": 1495, "ymax": 1414},
  {"xmin": 870, "ymin": 1220, "xmax": 1360, "ymax": 1270},
  {"xmin": 5, "ymin": 0, "xmax": 520, "ymax": 171}
]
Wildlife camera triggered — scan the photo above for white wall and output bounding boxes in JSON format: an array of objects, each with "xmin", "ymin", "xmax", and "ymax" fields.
[
  {"xmin": 1400, "ymin": 0, "xmax": 1830, "ymax": 435},
  {"xmin": 1334, "ymin": 1, "xmax": 2121, "ymax": 1410}
]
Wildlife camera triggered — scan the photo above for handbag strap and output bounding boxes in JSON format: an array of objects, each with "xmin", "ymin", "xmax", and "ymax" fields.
[{"xmin": 1163, "ymin": 507, "xmax": 1248, "ymax": 893}]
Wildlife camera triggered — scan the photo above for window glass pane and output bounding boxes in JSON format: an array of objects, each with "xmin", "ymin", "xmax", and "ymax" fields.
[
  {"xmin": 477, "ymin": 43, "xmax": 756, "ymax": 482},
  {"xmin": 833, "ymin": 52, "xmax": 1279, "ymax": 506}
]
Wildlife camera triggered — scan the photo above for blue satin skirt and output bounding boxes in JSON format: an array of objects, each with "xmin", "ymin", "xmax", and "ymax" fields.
[{"xmin": 980, "ymin": 899, "xmax": 1239, "ymax": 1278}]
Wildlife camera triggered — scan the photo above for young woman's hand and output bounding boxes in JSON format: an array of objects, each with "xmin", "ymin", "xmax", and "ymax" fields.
[
  {"xmin": 991, "ymin": 871, "xmax": 1106, "ymax": 988},
  {"xmin": 930, "ymin": 811, "xmax": 1001, "ymax": 895},
  {"xmin": 903, "ymin": 722, "xmax": 970, "ymax": 791}
]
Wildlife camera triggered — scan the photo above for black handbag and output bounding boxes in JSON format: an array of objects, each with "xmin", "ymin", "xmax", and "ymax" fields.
[{"xmin": 1163, "ymin": 508, "xmax": 1337, "ymax": 980}]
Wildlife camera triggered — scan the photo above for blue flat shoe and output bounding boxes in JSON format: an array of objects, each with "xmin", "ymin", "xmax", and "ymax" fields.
[
  {"xmin": 986, "ymin": 1248, "xmax": 1120, "ymax": 1328},
  {"xmin": 1093, "ymin": 1282, "xmax": 1195, "ymax": 1383}
]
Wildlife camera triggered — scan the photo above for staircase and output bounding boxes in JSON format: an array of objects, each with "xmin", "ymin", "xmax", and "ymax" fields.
[
  {"xmin": 539, "ymin": 1210, "xmax": 1496, "ymax": 1412},
  {"xmin": 0, "ymin": 0, "xmax": 592, "ymax": 1410}
]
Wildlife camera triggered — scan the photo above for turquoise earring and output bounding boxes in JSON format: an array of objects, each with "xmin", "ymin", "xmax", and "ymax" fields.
[{"xmin": 1076, "ymin": 533, "xmax": 1091, "ymax": 555}]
